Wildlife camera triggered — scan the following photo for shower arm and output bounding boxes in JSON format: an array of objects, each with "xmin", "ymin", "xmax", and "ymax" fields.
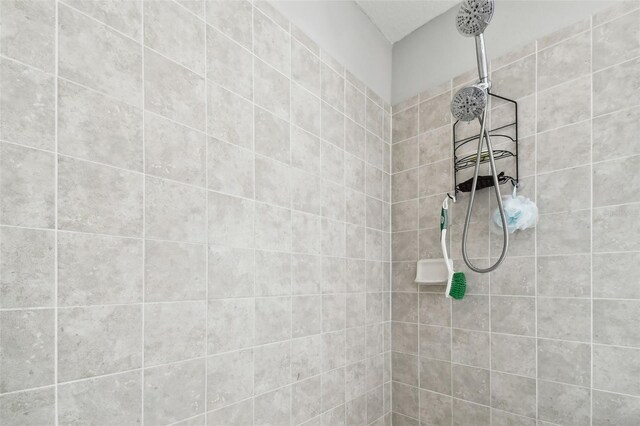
[{"xmin": 460, "ymin": 107, "xmax": 509, "ymax": 273}]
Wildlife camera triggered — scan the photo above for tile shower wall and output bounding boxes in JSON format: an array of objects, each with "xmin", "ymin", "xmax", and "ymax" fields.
[
  {"xmin": 391, "ymin": 2, "xmax": 640, "ymax": 425},
  {"xmin": 0, "ymin": 1, "xmax": 392, "ymax": 424}
]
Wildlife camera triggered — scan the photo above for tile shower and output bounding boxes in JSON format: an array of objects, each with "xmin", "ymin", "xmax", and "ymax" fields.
[
  {"xmin": 2, "ymin": 0, "xmax": 640, "ymax": 425},
  {"xmin": 391, "ymin": 2, "xmax": 640, "ymax": 425},
  {"xmin": 0, "ymin": 1, "xmax": 392, "ymax": 424}
]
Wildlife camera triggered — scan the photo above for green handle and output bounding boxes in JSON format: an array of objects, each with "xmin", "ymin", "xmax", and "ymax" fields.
[{"xmin": 440, "ymin": 207, "xmax": 447, "ymax": 231}]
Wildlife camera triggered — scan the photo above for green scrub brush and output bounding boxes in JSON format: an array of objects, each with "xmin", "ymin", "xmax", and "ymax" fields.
[{"xmin": 441, "ymin": 197, "xmax": 467, "ymax": 300}]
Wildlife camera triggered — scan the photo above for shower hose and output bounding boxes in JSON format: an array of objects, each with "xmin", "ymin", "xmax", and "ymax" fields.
[{"xmin": 461, "ymin": 106, "xmax": 509, "ymax": 273}]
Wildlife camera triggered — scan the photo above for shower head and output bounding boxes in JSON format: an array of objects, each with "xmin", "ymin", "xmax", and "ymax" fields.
[
  {"xmin": 456, "ymin": 0, "xmax": 495, "ymax": 37},
  {"xmin": 451, "ymin": 85, "xmax": 487, "ymax": 122}
]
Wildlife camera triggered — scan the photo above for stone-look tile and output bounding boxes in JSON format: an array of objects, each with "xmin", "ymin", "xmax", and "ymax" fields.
[
  {"xmin": 145, "ymin": 177, "xmax": 206, "ymax": 243},
  {"xmin": 292, "ymin": 38, "xmax": 320, "ymax": 96},
  {"xmin": 322, "ymin": 367, "xmax": 345, "ymax": 411},
  {"xmin": 593, "ymin": 106, "xmax": 640, "ymax": 162},
  {"xmin": 419, "ymin": 92, "xmax": 450, "ymax": 134},
  {"xmin": 537, "ymin": 254, "xmax": 590, "ymax": 297},
  {"xmin": 0, "ymin": 309, "xmax": 54, "ymax": 392},
  {"xmin": 255, "ymin": 386, "xmax": 291, "ymax": 426},
  {"xmin": 58, "ymin": 231, "xmax": 142, "ymax": 306},
  {"xmin": 392, "ymin": 138, "xmax": 418, "ymax": 174},
  {"xmin": 593, "ymin": 204, "xmax": 640, "ymax": 252},
  {"xmin": 144, "ymin": 359, "xmax": 205, "ymax": 425},
  {"xmin": 1, "ymin": 0, "xmax": 55, "ymax": 72},
  {"xmin": 206, "ymin": 0, "xmax": 252, "ymax": 49},
  {"xmin": 419, "ymin": 389, "xmax": 451, "ymax": 425},
  {"xmin": 0, "ymin": 143, "xmax": 55, "ymax": 228},
  {"xmin": 207, "ymin": 298, "xmax": 253, "ymax": 353},
  {"xmin": 593, "ymin": 9, "xmax": 640, "ymax": 71},
  {"xmin": 452, "ymin": 400, "xmax": 489, "ymax": 426},
  {"xmin": 491, "ymin": 334, "xmax": 536, "ymax": 377},
  {"xmin": 292, "ymin": 335, "xmax": 322, "ymax": 381},
  {"xmin": 255, "ymin": 108, "xmax": 290, "ymax": 164},
  {"xmin": 537, "ymin": 166, "xmax": 591, "ymax": 214},
  {"xmin": 207, "ymin": 399, "xmax": 253, "ymax": 426},
  {"xmin": 392, "ymin": 352, "xmax": 418, "ymax": 387},
  {"xmin": 322, "ymin": 62, "xmax": 344, "ymax": 112},
  {"xmin": 594, "ymin": 155, "xmax": 640, "ymax": 207},
  {"xmin": 58, "ymin": 371, "xmax": 142, "ymax": 425},
  {"xmin": 255, "ymin": 58, "xmax": 290, "ymax": 121},
  {"xmin": 58, "ymin": 4, "xmax": 142, "ymax": 106},
  {"xmin": 323, "ymin": 332, "xmax": 346, "ymax": 372},
  {"xmin": 254, "ymin": 341, "xmax": 291, "ymax": 394},
  {"xmin": 58, "ymin": 305, "xmax": 141, "ymax": 381},
  {"xmin": 0, "ymin": 58, "xmax": 55, "ymax": 150},
  {"xmin": 491, "ymin": 372, "xmax": 536, "ymax": 418},
  {"xmin": 346, "ymin": 83, "xmax": 366, "ymax": 128},
  {"xmin": 292, "ymin": 376, "xmax": 322, "ymax": 424},
  {"xmin": 419, "ymin": 325, "xmax": 451, "ymax": 361},
  {"xmin": 255, "ymin": 296, "xmax": 291, "ymax": 345},
  {"xmin": 144, "ymin": 301, "xmax": 205, "ymax": 365},
  {"xmin": 392, "ymin": 322, "xmax": 418, "ymax": 355},
  {"xmin": 208, "ymin": 246, "xmax": 253, "ymax": 299},
  {"xmin": 593, "ymin": 252, "xmax": 640, "ymax": 299},
  {"xmin": 145, "ymin": 113, "xmax": 205, "ymax": 185},
  {"xmin": 537, "ymin": 120, "xmax": 590, "ymax": 173},
  {"xmin": 63, "ymin": 0, "xmax": 142, "ymax": 40},
  {"xmin": 208, "ymin": 138, "xmax": 253, "ymax": 197},
  {"xmin": 144, "ymin": 0, "xmax": 205, "ymax": 74},
  {"xmin": 145, "ymin": 49, "xmax": 205, "ymax": 130},
  {"xmin": 594, "ymin": 299, "xmax": 640, "ymax": 347},
  {"xmin": 345, "ymin": 119, "xmax": 366, "ymax": 160},
  {"xmin": 537, "ymin": 31, "xmax": 591, "ymax": 91},
  {"xmin": 255, "ymin": 250, "xmax": 291, "ymax": 296},
  {"xmin": 392, "ymin": 292, "xmax": 418, "ymax": 323},
  {"xmin": 207, "ymin": 349, "xmax": 253, "ymax": 411},
  {"xmin": 490, "ymin": 256, "xmax": 535, "ymax": 296},
  {"xmin": 593, "ymin": 390, "xmax": 640, "ymax": 426},
  {"xmin": 58, "ymin": 156, "xmax": 142, "ymax": 236},
  {"xmin": 537, "ymin": 17, "xmax": 590, "ymax": 50},
  {"xmin": 208, "ymin": 83, "xmax": 253, "ymax": 150},
  {"xmin": 537, "ymin": 210, "xmax": 591, "ymax": 255},
  {"xmin": 207, "ymin": 25, "xmax": 252, "ymax": 100},
  {"xmin": 392, "ymin": 168, "xmax": 419, "ymax": 203},
  {"xmin": 594, "ymin": 57, "xmax": 640, "ymax": 117},
  {"xmin": 538, "ymin": 339, "xmax": 591, "ymax": 387},
  {"xmin": 452, "ymin": 295, "xmax": 489, "ymax": 331},
  {"xmin": 0, "ymin": 386, "xmax": 55, "ymax": 425},
  {"xmin": 58, "ymin": 80, "xmax": 142, "ymax": 170},
  {"xmin": 291, "ymin": 126, "xmax": 320, "ymax": 175},
  {"xmin": 322, "ymin": 103, "xmax": 345, "ymax": 148},
  {"xmin": 491, "ymin": 296, "xmax": 535, "ymax": 336},
  {"xmin": 491, "ymin": 41, "xmax": 536, "ymax": 71},
  {"xmin": 392, "ymin": 382, "xmax": 418, "ymax": 419},
  {"xmin": 537, "ymin": 297, "xmax": 591, "ymax": 342},
  {"xmin": 177, "ymin": 0, "xmax": 204, "ymax": 17},
  {"xmin": 593, "ymin": 345, "xmax": 640, "ymax": 396},
  {"xmin": 492, "ymin": 54, "xmax": 536, "ymax": 100},
  {"xmin": 419, "ymin": 159, "xmax": 450, "ymax": 197},
  {"xmin": 451, "ymin": 364, "xmax": 490, "ymax": 405},
  {"xmin": 392, "ymin": 105, "xmax": 419, "ymax": 143},
  {"xmin": 254, "ymin": 8, "xmax": 290, "ymax": 76},
  {"xmin": 291, "ymin": 83, "xmax": 321, "ymax": 137},
  {"xmin": 255, "ymin": 203, "xmax": 291, "ymax": 251},
  {"xmin": 419, "ymin": 358, "xmax": 451, "ymax": 395},
  {"xmin": 452, "ymin": 329, "xmax": 490, "ymax": 369},
  {"xmin": 537, "ymin": 76, "xmax": 590, "ymax": 132},
  {"xmin": 208, "ymin": 192, "xmax": 254, "ymax": 248},
  {"xmin": 491, "ymin": 410, "xmax": 536, "ymax": 426},
  {"xmin": 0, "ymin": 227, "xmax": 54, "ymax": 308},
  {"xmin": 538, "ymin": 381, "xmax": 591, "ymax": 426},
  {"xmin": 419, "ymin": 126, "xmax": 451, "ymax": 166},
  {"xmin": 292, "ymin": 296, "xmax": 321, "ymax": 338},
  {"xmin": 146, "ymin": 240, "xmax": 205, "ymax": 302}
]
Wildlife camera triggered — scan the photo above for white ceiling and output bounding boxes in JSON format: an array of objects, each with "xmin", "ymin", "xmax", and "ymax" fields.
[{"xmin": 356, "ymin": 0, "xmax": 458, "ymax": 43}]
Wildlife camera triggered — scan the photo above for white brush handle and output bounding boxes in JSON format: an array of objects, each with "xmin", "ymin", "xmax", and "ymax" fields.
[{"xmin": 441, "ymin": 220, "xmax": 454, "ymax": 298}]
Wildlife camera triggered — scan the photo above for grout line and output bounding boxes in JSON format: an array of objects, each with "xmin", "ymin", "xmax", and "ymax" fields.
[
  {"xmin": 53, "ymin": 0, "xmax": 60, "ymax": 423},
  {"xmin": 203, "ymin": 0, "xmax": 209, "ymax": 422},
  {"xmin": 140, "ymin": 1, "xmax": 146, "ymax": 424},
  {"xmin": 590, "ymin": 16, "xmax": 595, "ymax": 426}
]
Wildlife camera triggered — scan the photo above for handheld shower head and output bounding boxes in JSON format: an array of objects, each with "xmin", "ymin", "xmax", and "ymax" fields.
[
  {"xmin": 451, "ymin": 85, "xmax": 487, "ymax": 122},
  {"xmin": 456, "ymin": 0, "xmax": 494, "ymax": 37}
]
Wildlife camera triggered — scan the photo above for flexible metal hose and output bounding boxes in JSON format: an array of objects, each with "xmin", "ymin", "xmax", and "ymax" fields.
[{"xmin": 461, "ymin": 106, "xmax": 509, "ymax": 273}]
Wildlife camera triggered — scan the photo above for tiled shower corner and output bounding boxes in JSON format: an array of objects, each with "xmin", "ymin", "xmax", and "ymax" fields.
[
  {"xmin": 390, "ymin": 2, "xmax": 640, "ymax": 425},
  {"xmin": 0, "ymin": 1, "xmax": 392, "ymax": 424}
]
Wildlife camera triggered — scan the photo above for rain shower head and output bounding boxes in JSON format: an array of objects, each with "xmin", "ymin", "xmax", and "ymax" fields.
[
  {"xmin": 451, "ymin": 85, "xmax": 487, "ymax": 122},
  {"xmin": 456, "ymin": 0, "xmax": 494, "ymax": 37}
]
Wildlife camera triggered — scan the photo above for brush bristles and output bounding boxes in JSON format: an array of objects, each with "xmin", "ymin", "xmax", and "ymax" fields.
[{"xmin": 449, "ymin": 272, "xmax": 467, "ymax": 300}]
